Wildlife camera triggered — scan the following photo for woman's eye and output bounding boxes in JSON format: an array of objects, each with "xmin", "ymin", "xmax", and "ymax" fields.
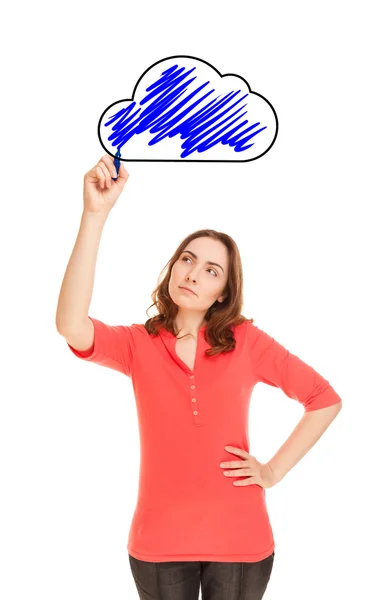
[{"xmin": 182, "ymin": 256, "xmax": 217, "ymax": 276}]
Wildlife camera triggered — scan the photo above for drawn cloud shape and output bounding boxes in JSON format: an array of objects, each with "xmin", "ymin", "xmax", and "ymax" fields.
[{"xmin": 98, "ymin": 55, "xmax": 278, "ymax": 162}]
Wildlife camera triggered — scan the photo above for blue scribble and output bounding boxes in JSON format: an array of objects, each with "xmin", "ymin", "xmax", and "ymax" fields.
[{"xmin": 103, "ymin": 64, "xmax": 267, "ymax": 159}]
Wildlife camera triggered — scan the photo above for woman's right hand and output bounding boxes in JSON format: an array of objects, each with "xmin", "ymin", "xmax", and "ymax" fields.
[{"xmin": 83, "ymin": 154, "xmax": 129, "ymax": 215}]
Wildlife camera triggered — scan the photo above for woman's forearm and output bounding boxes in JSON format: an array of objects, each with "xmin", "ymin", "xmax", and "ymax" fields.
[
  {"xmin": 268, "ymin": 402, "xmax": 342, "ymax": 484},
  {"xmin": 55, "ymin": 211, "xmax": 109, "ymax": 332}
]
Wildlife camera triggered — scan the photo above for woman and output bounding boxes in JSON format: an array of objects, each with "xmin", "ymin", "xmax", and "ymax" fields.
[{"xmin": 56, "ymin": 155, "xmax": 342, "ymax": 600}]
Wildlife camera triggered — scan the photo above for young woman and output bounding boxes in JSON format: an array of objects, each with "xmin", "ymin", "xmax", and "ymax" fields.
[{"xmin": 56, "ymin": 155, "xmax": 342, "ymax": 600}]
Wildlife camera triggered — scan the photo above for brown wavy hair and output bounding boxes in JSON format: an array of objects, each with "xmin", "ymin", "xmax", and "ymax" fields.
[{"xmin": 144, "ymin": 229, "xmax": 255, "ymax": 357}]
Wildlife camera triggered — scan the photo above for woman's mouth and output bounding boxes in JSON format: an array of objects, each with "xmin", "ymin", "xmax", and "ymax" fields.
[{"xmin": 179, "ymin": 287, "xmax": 196, "ymax": 296}]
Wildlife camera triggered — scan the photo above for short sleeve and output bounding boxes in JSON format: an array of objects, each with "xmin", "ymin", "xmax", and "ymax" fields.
[
  {"xmin": 246, "ymin": 322, "xmax": 342, "ymax": 412},
  {"xmin": 66, "ymin": 316, "xmax": 135, "ymax": 377}
]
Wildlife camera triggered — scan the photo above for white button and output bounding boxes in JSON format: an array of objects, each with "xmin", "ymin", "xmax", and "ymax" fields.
[
  {"xmin": 193, "ymin": 411, "xmax": 198, "ymax": 415},
  {"xmin": 190, "ymin": 375, "xmax": 194, "ymax": 379},
  {"xmin": 192, "ymin": 398, "xmax": 196, "ymax": 402},
  {"xmin": 191, "ymin": 385, "xmax": 195, "ymax": 389}
]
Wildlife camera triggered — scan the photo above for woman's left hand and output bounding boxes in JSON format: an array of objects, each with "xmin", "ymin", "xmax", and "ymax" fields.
[{"xmin": 220, "ymin": 446, "xmax": 278, "ymax": 488}]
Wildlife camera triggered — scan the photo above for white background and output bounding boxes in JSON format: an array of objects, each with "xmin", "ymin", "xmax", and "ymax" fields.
[{"xmin": 1, "ymin": 1, "xmax": 364, "ymax": 598}]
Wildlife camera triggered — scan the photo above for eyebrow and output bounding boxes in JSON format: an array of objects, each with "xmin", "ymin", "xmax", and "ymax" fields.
[{"xmin": 181, "ymin": 250, "xmax": 224, "ymax": 273}]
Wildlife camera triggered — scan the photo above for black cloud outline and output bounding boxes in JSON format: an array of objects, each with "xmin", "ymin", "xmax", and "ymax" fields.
[{"xmin": 97, "ymin": 54, "xmax": 279, "ymax": 163}]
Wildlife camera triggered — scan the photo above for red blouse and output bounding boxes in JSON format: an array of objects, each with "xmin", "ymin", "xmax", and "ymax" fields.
[{"xmin": 66, "ymin": 317, "xmax": 342, "ymax": 562}]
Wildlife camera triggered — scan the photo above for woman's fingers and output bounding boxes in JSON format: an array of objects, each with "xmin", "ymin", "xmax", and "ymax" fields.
[
  {"xmin": 93, "ymin": 154, "xmax": 128, "ymax": 189},
  {"xmin": 94, "ymin": 165, "xmax": 105, "ymax": 189},
  {"xmin": 101, "ymin": 154, "xmax": 118, "ymax": 180},
  {"xmin": 97, "ymin": 160, "xmax": 112, "ymax": 188}
]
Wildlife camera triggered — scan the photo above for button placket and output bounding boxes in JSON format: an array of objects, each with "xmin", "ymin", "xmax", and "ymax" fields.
[
  {"xmin": 188, "ymin": 373, "xmax": 200, "ymax": 421},
  {"xmin": 167, "ymin": 329, "xmax": 205, "ymax": 424}
]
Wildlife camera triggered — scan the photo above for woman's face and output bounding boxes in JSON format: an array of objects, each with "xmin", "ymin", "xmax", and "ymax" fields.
[{"xmin": 169, "ymin": 237, "xmax": 229, "ymax": 313}]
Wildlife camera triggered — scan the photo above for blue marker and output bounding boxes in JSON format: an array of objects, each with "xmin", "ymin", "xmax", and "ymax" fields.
[{"xmin": 112, "ymin": 148, "xmax": 122, "ymax": 181}]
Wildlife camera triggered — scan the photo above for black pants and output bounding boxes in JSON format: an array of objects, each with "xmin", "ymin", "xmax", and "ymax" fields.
[{"xmin": 128, "ymin": 550, "xmax": 275, "ymax": 600}]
